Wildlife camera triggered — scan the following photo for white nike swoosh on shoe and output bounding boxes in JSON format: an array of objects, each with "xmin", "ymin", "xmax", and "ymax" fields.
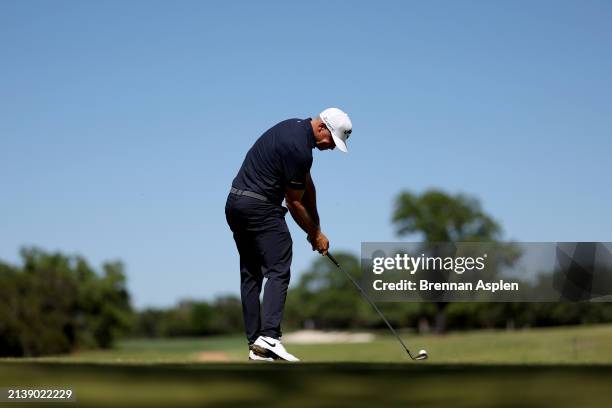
[{"xmin": 253, "ymin": 336, "xmax": 300, "ymax": 362}]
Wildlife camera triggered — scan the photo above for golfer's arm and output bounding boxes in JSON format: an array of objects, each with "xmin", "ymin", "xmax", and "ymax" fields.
[
  {"xmin": 285, "ymin": 184, "xmax": 320, "ymax": 238},
  {"xmin": 302, "ymin": 173, "xmax": 320, "ymax": 228}
]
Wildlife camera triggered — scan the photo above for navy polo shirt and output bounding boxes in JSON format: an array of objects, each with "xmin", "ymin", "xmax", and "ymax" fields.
[{"xmin": 232, "ymin": 118, "xmax": 316, "ymax": 205}]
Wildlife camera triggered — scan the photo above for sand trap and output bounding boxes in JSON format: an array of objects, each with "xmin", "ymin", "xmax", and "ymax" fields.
[
  {"xmin": 195, "ymin": 351, "xmax": 231, "ymax": 362},
  {"xmin": 283, "ymin": 330, "xmax": 375, "ymax": 344}
]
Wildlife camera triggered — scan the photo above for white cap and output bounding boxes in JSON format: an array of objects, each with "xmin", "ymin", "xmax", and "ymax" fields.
[{"xmin": 320, "ymin": 107, "xmax": 352, "ymax": 153}]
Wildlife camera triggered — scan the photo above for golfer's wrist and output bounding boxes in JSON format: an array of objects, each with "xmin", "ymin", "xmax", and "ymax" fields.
[{"xmin": 307, "ymin": 227, "xmax": 321, "ymax": 240}]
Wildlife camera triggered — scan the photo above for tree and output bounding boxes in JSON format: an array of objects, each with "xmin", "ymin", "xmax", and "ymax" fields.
[
  {"xmin": 286, "ymin": 253, "xmax": 366, "ymax": 328},
  {"xmin": 286, "ymin": 253, "xmax": 416, "ymax": 329},
  {"xmin": 0, "ymin": 248, "xmax": 134, "ymax": 357},
  {"xmin": 392, "ymin": 189, "xmax": 504, "ymax": 333}
]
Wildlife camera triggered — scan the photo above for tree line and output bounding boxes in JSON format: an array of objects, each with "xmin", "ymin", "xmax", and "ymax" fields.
[
  {"xmin": 2, "ymin": 189, "xmax": 610, "ymax": 357},
  {"xmin": 2, "ymin": 247, "xmax": 611, "ymax": 357},
  {"xmin": 131, "ymin": 251, "xmax": 612, "ymax": 339}
]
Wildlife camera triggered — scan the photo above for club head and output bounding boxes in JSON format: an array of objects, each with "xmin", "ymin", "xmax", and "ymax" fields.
[{"xmin": 414, "ymin": 349, "xmax": 428, "ymax": 361}]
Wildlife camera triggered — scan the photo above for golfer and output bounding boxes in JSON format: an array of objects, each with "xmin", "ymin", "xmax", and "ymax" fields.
[{"xmin": 225, "ymin": 108, "xmax": 353, "ymax": 361}]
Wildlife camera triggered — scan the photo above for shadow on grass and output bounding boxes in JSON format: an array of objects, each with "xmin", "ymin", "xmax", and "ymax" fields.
[{"xmin": 1, "ymin": 362, "xmax": 612, "ymax": 407}]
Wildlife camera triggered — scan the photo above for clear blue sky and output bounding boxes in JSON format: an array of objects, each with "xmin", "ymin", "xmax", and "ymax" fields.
[{"xmin": 1, "ymin": 1, "xmax": 611, "ymax": 308}]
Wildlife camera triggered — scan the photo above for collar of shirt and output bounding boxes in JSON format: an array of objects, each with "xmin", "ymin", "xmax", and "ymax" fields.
[{"xmin": 304, "ymin": 117, "xmax": 316, "ymax": 149}]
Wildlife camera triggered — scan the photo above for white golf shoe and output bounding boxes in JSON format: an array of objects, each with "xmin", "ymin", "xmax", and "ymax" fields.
[
  {"xmin": 248, "ymin": 350, "xmax": 274, "ymax": 362},
  {"xmin": 251, "ymin": 336, "xmax": 300, "ymax": 362}
]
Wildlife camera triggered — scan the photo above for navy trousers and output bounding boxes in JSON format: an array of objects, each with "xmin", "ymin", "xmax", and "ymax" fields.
[{"xmin": 225, "ymin": 192, "xmax": 292, "ymax": 344}]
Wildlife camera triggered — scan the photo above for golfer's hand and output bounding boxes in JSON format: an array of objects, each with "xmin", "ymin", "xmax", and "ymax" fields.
[{"xmin": 310, "ymin": 231, "xmax": 329, "ymax": 255}]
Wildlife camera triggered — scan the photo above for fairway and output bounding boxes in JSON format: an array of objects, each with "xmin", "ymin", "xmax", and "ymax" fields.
[
  {"xmin": 6, "ymin": 323, "xmax": 612, "ymax": 364},
  {"xmin": 2, "ymin": 325, "xmax": 612, "ymax": 407}
]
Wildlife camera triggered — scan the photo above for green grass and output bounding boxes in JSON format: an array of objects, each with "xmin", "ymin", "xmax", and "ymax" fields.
[
  {"xmin": 2, "ymin": 325, "xmax": 612, "ymax": 407},
  {"xmin": 6, "ymin": 323, "xmax": 612, "ymax": 364}
]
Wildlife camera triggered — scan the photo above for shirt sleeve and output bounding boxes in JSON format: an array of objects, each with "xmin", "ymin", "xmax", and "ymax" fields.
[{"xmin": 281, "ymin": 150, "xmax": 312, "ymax": 190}]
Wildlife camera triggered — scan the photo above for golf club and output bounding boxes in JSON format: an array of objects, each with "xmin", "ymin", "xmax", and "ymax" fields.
[{"xmin": 326, "ymin": 251, "xmax": 428, "ymax": 361}]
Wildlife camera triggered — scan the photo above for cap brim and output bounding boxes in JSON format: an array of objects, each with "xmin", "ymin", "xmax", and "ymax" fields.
[{"xmin": 330, "ymin": 130, "xmax": 348, "ymax": 152}]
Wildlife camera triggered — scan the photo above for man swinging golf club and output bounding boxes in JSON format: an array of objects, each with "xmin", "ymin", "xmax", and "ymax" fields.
[{"xmin": 225, "ymin": 108, "xmax": 353, "ymax": 361}]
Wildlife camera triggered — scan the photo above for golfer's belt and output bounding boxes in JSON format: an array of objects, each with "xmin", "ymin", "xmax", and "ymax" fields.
[{"xmin": 230, "ymin": 187, "xmax": 268, "ymax": 202}]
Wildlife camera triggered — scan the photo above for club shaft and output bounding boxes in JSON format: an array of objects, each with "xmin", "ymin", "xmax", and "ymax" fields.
[{"xmin": 326, "ymin": 252, "xmax": 416, "ymax": 359}]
